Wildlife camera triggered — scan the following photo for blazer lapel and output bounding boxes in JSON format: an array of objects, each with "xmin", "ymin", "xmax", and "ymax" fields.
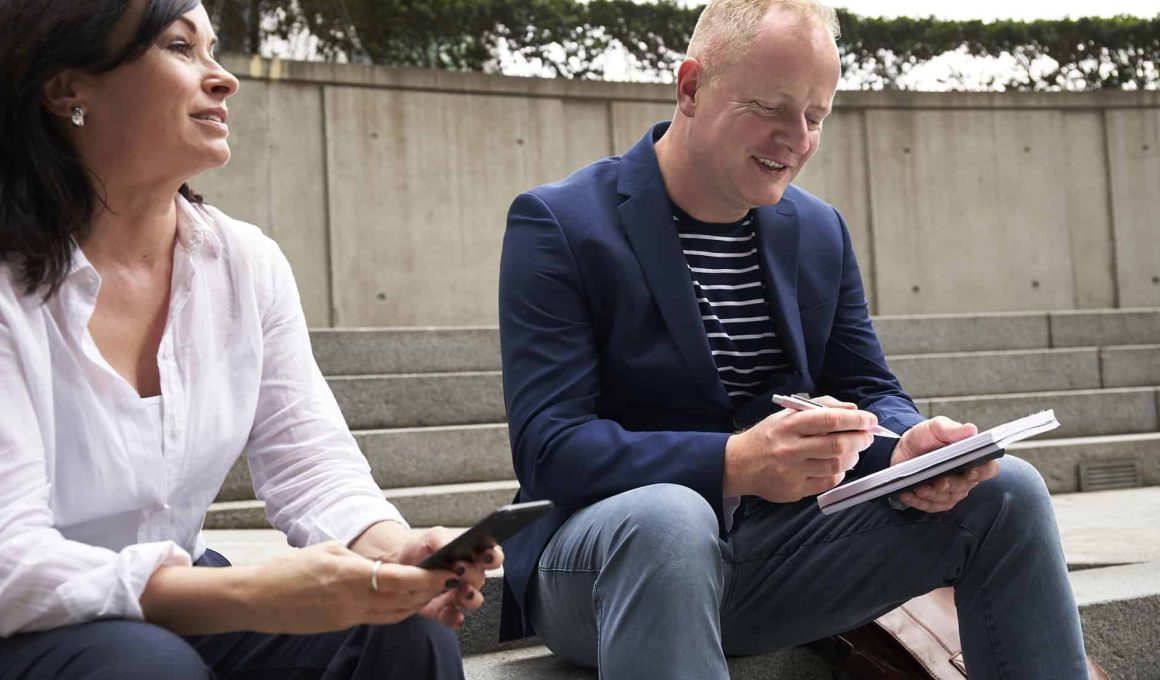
[
  {"xmin": 754, "ymin": 200, "xmax": 807, "ymax": 377},
  {"xmin": 616, "ymin": 124, "xmax": 731, "ymax": 408},
  {"xmin": 618, "ymin": 181, "xmax": 732, "ymax": 408}
]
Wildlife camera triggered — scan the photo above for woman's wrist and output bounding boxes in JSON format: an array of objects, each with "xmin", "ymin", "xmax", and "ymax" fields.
[{"xmin": 347, "ymin": 520, "xmax": 412, "ymax": 564}]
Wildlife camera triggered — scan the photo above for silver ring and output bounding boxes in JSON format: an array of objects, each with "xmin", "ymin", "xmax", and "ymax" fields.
[{"xmin": 370, "ymin": 559, "xmax": 383, "ymax": 592}]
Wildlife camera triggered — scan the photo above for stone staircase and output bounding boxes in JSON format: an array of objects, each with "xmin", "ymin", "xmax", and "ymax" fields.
[{"xmin": 205, "ymin": 309, "xmax": 1160, "ymax": 679}]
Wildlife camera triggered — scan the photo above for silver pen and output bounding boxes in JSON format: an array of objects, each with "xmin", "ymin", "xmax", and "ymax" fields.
[{"xmin": 770, "ymin": 394, "xmax": 901, "ymax": 439}]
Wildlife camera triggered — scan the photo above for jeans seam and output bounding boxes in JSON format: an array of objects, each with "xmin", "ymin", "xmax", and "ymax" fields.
[
  {"xmin": 981, "ymin": 584, "xmax": 1007, "ymax": 680},
  {"xmin": 538, "ymin": 566, "xmax": 602, "ymax": 574}
]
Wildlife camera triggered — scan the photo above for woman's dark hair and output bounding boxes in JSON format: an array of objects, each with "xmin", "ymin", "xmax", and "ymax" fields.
[{"xmin": 0, "ymin": 0, "xmax": 203, "ymax": 298}]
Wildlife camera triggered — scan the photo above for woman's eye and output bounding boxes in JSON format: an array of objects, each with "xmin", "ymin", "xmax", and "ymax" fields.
[{"xmin": 168, "ymin": 41, "xmax": 194, "ymax": 56}]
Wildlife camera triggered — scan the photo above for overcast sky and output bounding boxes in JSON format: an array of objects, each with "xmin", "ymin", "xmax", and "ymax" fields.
[
  {"xmin": 668, "ymin": 0, "xmax": 1158, "ymax": 20},
  {"xmin": 829, "ymin": 0, "xmax": 1158, "ymax": 20}
]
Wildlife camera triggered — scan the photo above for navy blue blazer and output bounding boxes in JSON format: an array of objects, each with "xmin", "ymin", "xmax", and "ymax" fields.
[{"xmin": 496, "ymin": 122, "xmax": 925, "ymax": 641}]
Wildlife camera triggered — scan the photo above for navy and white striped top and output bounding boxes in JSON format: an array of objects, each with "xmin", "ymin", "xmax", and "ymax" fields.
[{"xmin": 673, "ymin": 206, "xmax": 791, "ymax": 406}]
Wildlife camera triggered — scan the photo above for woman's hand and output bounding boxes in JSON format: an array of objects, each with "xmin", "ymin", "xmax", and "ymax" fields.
[
  {"xmin": 233, "ymin": 541, "xmax": 461, "ymax": 634},
  {"xmin": 399, "ymin": 527, "xmax": 505, "ymax": 629},
  {"xmin": 348, "ymin": 522, "xmax": 505, "ymax": 630}
]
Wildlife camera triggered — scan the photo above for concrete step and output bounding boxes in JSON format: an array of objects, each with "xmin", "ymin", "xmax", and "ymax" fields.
[
  {"xmin": 208, "ymin": 432, "xmax": 1159, "ymax": 528},
  {"xmin": 215, "ymin": 424, "xmax": 513, "ymax": 502},
  {"xmin": 213, "ymin": 417, "xmax": 1159, "ymax": 505},
  {"xmin": 206, "ymin": 480, "xmax": 520, "ymax": 530},
  {"xmin": 311, "ymin": 327, "xmax": 500, "ymax": 376},
  {"xmin": 202, "ymin": 487, "xmax": 1160, "ymax": 670},
  {"xmin": 916, "ymin": 385, "xmax": 1160, "ymax": 440},
  {"xmin": 307, "ymin": 309, "xmax": 1160, "ymax": 376},
  {"xmin": 329, "ymin": 371, "xmax": 505, "ymax": 429},
  {"xmin": 324, "ymin": 349, "xmax": 1160, "ymax": 429},
  {"xmin": 461, "ymin": 557, "xmax": 1160, "ymax": 679},
  {"xmin": 463, "ymin": 644, "xmax": 831, "ymax": 679}
]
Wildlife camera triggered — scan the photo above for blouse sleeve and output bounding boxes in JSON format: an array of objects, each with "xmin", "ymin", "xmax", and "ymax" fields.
[{"xmin": 243, "ymin": 237, "xmax": 408, "ymax": 548}]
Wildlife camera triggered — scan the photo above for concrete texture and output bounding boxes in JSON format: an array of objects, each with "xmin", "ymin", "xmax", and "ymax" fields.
[
  {"xmin": 1063, "ymin": 111, "xmax": 1119, "ymax": 310},
  {"xmin": 328, "ymin": 371, "xmax": 505, "ymax": 429},
  {"xmin": 1050, "ymin": 309, "xmax": 1160, "ymax": 348},
  {"xmin": 323, "ymin": 86, "xmax": 593, "ymax": 327},
  {"xmin": 383, "ymin": 480, "xmax": 520, "ymax": 528},
  {"xmin": 197, "ymin": 55, "xmax": 1159, "ymax": 328},
  {"xmin": 356, "ymin": 424, "xmax": 513, "ymax": 488},
  {"xmin": 193, "ymin": 80, "xmax": 331, "ymax": 327},
  {"xmin": 1106, "ymin": 109, "xmax": 1160, "ymax": 308},
  {"xmin": 874, "ymin": 312, "xmax": 1049, "ymax": 355},
  {"xmin": 866, "ymin": 108, "xmax": 1078, "ymax": 315},
  {"xmin": 890, "ymin": 348, "xmax": 1101, "ymax": 398},
  {"xmin": 1101, "ymin": 345, "xmax": 1160, "ymax": 388},
  {"xmin": 213, "ymin": 424, "xmax": 514, "ymax": 503},
  {"xmin": 1071, "ymin": 563, "xmax": 1160, "ymax": 680},
  {"xmin": 464, "ymin": 645, "xmax": 833, "ymax": 680},
  {"xmin": 793, "ymin": 110, "xmax": 877, "ymax": 312},
  {"xmin": 207, "ymin": 480, "xmax": 519, "ymax": 530},
  {"xmin": 923, "ymin": 386, "xmax": 1159, "ymax": 439},
  {"xmin": 1010, "ymin": 434, "xmax": 1160, "ymax": 494},
  {"xmin": 1052, "ymin": 487, "xmax": 1160, "ymax": 568},
  {"xmin": 310, "ymin": 328, "xmax": 501, "ymax": 375}
]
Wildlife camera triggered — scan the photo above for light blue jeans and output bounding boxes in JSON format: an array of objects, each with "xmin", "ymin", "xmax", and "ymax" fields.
[{"xmin": 528, "ymin": 456, "xmax": 1088, "ymax": 679}]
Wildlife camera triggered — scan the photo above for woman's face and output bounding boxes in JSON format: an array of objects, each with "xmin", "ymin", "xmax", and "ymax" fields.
[{"xmin": 74, "ymin": 3, "xmax": 239, "ymax": 190}]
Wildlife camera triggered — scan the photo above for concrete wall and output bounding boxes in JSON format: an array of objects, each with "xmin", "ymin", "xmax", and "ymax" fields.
[{"xmin": 194, "ymin": 56, "xmax": 1160, "ymax": 327}]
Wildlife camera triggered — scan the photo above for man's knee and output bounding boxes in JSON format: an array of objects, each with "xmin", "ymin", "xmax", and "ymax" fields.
[
  {"xmin": 612, "ymin": 484, "xmax": 720, "ymax": 562},
  {"xmin": 72, "ymin": 620, "xmax": 210, "ymax": 680},
  {"xmin": 975, "ymin": 456, "xmax": 1057, "ymax": 535}
]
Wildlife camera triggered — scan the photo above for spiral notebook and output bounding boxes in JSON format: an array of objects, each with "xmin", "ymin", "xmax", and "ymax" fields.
[{"xmin": 817, "ymin": 410, "xmax": 1060, "ymax": 515}]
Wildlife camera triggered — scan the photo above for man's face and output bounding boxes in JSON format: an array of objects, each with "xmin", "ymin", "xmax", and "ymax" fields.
[{"xmin": 687, "ymin": 10, "xmax": 840, "ymax": 214}]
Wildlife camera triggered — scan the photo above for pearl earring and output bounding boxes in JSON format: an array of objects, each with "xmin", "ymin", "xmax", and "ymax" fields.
[{"xmin": 71, "ymin": 106, "xmax": 85, "ymax": 128}]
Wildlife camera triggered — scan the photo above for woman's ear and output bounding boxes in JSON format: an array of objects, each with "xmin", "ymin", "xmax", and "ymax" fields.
[{"xmin": 41, "ymin": 69, "xmax": 88, "ymax": 120}]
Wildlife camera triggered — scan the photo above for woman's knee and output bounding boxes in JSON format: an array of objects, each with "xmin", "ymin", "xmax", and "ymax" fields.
[
  {"xmin": 361, "ymin": 617, "xmax": 463, "ymax": 680},
  {"xmin": 56, "ymin": 620, "xmax": 209, "ymax": 680}
]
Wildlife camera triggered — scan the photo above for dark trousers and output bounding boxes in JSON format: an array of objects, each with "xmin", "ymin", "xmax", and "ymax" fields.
[{"xmin": 0, "ymin": 550, "xmax": 465, "ymax": 680}]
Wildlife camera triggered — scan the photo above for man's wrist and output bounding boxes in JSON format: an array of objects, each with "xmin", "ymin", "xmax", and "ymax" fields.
[{"xmin": 722, "ymin": 434, "xmax": 748, "ymax": 497}]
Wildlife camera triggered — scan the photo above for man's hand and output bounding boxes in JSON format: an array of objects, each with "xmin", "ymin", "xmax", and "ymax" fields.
[
  {"xmin": 724, "ymin": 396, "xmax": 877, "ymax": 502},
  {"xmin": 890, "ymin": 416, "xmax": 998, "ymax": 513}
]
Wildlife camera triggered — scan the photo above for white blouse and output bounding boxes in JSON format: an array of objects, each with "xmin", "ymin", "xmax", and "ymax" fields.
[{"xmin": 0, "ymin": 197, "xmax": 406, "ymax": 636}]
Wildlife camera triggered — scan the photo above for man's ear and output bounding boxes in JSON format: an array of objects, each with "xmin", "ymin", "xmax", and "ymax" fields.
[
  {"xmin": 41, "ymin": 69, "xmax": 89, "ymax": 120},
  {"xmin": 675, "ymin": 58, "xmax": 705, "ymax": 118}
]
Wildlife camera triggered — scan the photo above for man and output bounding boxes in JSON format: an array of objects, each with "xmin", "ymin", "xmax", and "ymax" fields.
[{"xmin": 497, "ymin": 0, "xmax": 1088, "ymax": 677}]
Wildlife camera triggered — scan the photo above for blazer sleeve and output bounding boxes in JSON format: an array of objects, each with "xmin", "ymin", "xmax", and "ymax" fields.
[
  {"xmin": 499, "ymin": 192, "xmax": 730, "ymax": 516},
  {"xmin": 817, "ymin": 208, "xmax": 926, "ymax": 476}
]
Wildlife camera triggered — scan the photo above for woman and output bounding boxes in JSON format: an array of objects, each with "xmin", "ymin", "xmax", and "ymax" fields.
[{"xmin": 0, "ymin": 1, "xmax": 499, "ymax": 678}]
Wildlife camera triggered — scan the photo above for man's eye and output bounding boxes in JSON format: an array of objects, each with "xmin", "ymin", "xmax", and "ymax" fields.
[{"xmin": 807, "ymin": 119, "xmax": 822, "ymax": 130}]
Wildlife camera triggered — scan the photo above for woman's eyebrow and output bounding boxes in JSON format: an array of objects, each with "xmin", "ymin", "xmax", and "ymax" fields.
[{"xmin": 175, "ymin": 15, "xmax": 219, "ymax": 48}]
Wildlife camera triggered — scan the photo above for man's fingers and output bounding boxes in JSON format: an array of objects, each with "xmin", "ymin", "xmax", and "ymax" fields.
[
  {"xmin": 802, "ymin": 449, "xmax": 860, "ymax": 476},
  {"xmin": 791, "ymin": 408, "xmax": 879, "ymax": 437},
  {"xmin": 810, "ymin": 395, "xmax": 857, "ymax": 410}
]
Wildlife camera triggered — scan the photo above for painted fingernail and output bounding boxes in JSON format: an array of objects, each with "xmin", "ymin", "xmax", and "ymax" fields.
[
  {"xmin": 445, "ymin": 579, "xmax": 461, "ymax": 589},
  {"xmin": 467, "ymin": 589, "xmax": 475, "ymax": 600}
]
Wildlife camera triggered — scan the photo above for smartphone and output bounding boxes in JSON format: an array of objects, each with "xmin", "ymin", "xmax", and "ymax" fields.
[{"xmin": 418, "ymin": 500, "xmax": 554, "ymax": 570}]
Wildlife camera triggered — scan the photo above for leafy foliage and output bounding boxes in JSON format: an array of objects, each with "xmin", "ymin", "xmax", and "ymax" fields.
[{"xmin": 205, "ymin": 0, "xmax": 1160, "ymax": 90}]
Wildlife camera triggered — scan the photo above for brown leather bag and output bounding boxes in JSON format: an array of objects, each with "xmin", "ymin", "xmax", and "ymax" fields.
[{"xmin": 811, "ymin": 588, "xmax": 1110, "ymax": 680}]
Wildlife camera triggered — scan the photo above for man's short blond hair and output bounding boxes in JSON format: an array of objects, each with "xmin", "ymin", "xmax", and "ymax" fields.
[{"xmin": 687, "ymin": 0, "xmax": 840, "ymax": 81}]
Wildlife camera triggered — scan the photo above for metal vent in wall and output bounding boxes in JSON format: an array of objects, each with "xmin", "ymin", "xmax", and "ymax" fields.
[{"xmin": 1078, "ymin": 460, "xmax": 1142, "ymax": 492}]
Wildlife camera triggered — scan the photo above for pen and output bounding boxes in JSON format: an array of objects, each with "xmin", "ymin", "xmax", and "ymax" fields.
[{"xmin": 770, "ymin": 394, "xmax": 901, "ymax": 439}]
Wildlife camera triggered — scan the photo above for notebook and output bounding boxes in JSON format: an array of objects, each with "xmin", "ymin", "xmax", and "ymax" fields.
[{"xmin": 817, "ymin": 409, "xmax": 1060, "ymax": 515}]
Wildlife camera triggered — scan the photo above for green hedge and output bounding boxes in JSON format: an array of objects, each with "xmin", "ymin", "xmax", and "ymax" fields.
[{"xmin": 210, "ymin": 0, "xmax": 1159, "ymax": 90}]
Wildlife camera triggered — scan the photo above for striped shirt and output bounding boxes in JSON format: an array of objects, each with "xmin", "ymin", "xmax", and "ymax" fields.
[{"xmin": 674, "ymin": 205, "xmax": 791, "ymax": 406}]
